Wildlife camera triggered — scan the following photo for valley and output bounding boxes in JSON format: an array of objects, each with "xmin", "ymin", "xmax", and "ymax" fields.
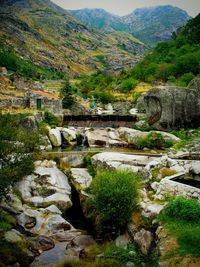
[{"xmin": 0, "ymin": 1, "xmax": 200, "ymax": 267}]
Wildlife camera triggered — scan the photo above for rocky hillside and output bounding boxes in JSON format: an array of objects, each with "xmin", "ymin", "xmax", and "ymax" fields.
[
  {"xmin": 0, "ymin": 0, "xmax": 146, "ymax": 78},
  {"xmin": 70, "ymin": 5, "xmax": 191, "ymax": 47}
]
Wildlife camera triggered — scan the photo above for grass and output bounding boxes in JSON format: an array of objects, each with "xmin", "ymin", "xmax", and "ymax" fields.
[{"xmin": 159, "ymin": 197, "xmax": 200, "ymax": 256}]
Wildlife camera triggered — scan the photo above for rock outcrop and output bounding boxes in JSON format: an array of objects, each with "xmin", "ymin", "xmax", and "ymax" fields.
[
  {"xmin": 17, "ymin": 160, "xmax": 72, "ymax": 210},
  {"xmin": 143, "ymin": 86, "xmax": 200, "ymax": 130}
]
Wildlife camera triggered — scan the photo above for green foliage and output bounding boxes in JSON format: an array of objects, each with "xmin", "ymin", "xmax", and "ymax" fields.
[
  {"xmin": 89, "ymin": 170, "xmax": 139, "ymax": 230},
  {"xmin": 159, "ymin": 197, "xmax": 200, "ymax": 256},
  {"xmin": 0, "ymin": 209, "xmax": 16, "ymax": 231},
  {"xmin": 83, "ymin": 155, "xmax": 96, "ymax": 177},
  {"xmin": 0, "ymin": 239, "xmax": 31, "ymax": 267},
  {"xmin": 136, "ymin": 132, "xmax": 173, "ymax": 149},
  {"xmin": 162, "ymin": 196, "xmax": 200, "ymax": 223},
  {"xmin": 43, "ymin": 111, "xmax": 60, "ymax": 127},
  {"xmin": 0, "ymin": 114, "xmax": 39, "ymax": 197},
  {"xmin": 0, "ymin": 46, "xmax": 64, "ymax": 80},
  {"xmin": 119, "ymin": 78, "xmax": 139, "ymax": 92},
  {"xmin": 128, "ymin": 15, "xmax": 200, "ymax": 84},
  {"xmin": 60, "ymin": 80, "xmax": 75, "ymax": 108},
  {"xmin": 93, "ymin": 90, "xmax": 116, "ymax": 104}
]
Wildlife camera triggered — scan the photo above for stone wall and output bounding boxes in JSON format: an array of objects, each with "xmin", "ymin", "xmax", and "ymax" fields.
[{"xmin": 0, "ymin": 97, "xmax": 26, "ymax": 109}]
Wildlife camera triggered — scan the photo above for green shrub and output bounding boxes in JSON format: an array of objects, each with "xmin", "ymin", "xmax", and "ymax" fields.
[
  {"xmin": 136, "ymin": 132, "xmax": 173, "ymax": 149},
  {"xmin": 162, "ymin": 196, "xmax": 200, "ymax": 223},
  {"xmin": 83, "ymin": 155, "xmax": 96, "ymax": 177},
  {"xmin": 159, "ymin": 197, "xmax": 200, "ymax": 256},
  {"xmin": 93, "ymin": 90, "xmax": 116, "ymax": 104},
  {"xmin": 120, "ymin": 78, "xmax": 139, "ymax": 92},
  {"xmin": 89, "ymin": 170, "xmax": 139, "ymax": 231},
  {"xmin": 44, "ymin": 111, "xmax": 60, "ymax": 127},
  {"xmin": 60, "ymin": 80, "xmax": 75, "ymax": 108}
]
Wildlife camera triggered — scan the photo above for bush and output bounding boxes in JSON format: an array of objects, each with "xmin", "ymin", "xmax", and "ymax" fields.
[
  {"xmin": 89, "ymin": 170, "xmax": 139, "ymax": 231},
  {"xmin": 44, "ymin": 111, "xmax": 60, "ymax": 127},
  {"xmin": 93, "ymin": 90, "xmax": 116, "ymax": 104},
  {"xmin": 60, "ymin": 80, "xmax": 75, "ymax": 108},
  {"xmin": 162, "ymin": 196, "xmax": 200, "ymax": 223},
  {"xmin": 136, "ymin": 132, "xmax": 173, "ymax": 149},
  {"xmin": 120, "ymin": 78, "xmax": 139, "ymax": 92},
  {"xmin": 159, "ymin": 197, "xmax": 200, "ymax": 256}
]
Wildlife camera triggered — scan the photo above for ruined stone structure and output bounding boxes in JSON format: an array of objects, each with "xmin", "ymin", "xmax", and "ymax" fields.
[{"xmin": 26, "ymin": 90, "xmax": 62, "ymax": 113}]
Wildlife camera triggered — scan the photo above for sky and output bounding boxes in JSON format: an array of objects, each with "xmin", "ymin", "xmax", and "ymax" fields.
[{"xmin": 51, "ymin": 0, "xmax": 200, "ymax": 17}]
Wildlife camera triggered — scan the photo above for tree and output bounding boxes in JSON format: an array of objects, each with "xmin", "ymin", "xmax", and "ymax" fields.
[{"xmin": 60, "ymin": 80, "xmax": 75, "ymax": 108}]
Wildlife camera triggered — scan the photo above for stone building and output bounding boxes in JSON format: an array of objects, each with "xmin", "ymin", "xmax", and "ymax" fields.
[{"xmin": 26, "ymin": 90, "xmax": 62, "ymax": 113}]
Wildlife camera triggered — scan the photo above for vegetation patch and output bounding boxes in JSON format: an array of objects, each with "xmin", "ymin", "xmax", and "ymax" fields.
[
  {"xmin": 136, "ymin": 132, "xmax": 174, "ymax": 149},
  {"xmin": 159, "ymin": 197, "xmax": 200, "ymax": 256},
  {"xmin": 88, "ymin": 170, "xmax": 139, "ymax": 233}
]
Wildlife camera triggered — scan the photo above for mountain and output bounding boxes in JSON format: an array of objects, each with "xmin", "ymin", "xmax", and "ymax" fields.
[
  {"xmin": 70, "ymin": 5, "xmax": 191, "ymax": 47},
  {"xmin": 0, "ymin": 0, "xmax": 146, "ymax": 78},
  {"xmin": 127, "ymin": 14, "xmax": 200, "ymax": 85},
  {"xmin": 70, "ymin": 8, "xmax": 129, "ymax": 33}
]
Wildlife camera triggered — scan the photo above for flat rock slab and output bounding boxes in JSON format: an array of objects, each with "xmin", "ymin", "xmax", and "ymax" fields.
[
  {"xmin": 71, "ymin": 168, "xmax": 93, "ymax": 190},
  {"xmin": 92, "ymin": 152, "xmax": 155, "ymax": 172}
]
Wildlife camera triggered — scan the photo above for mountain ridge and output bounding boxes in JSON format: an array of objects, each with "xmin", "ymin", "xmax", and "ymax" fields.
[
  {"xmin": 70, "ymin": 5, "xmax": 191, "ymax": 46},
  {"xmin": 0, "ymin": 0, "xmax": 147, "ymax": 77}
]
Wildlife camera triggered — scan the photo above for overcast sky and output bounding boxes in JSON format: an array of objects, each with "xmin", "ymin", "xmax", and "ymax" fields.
[{"xmin": 51, "ymin": 0, "xmax": 200, "ymax": 17}]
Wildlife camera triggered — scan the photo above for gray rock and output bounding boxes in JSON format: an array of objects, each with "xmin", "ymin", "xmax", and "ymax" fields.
[
  {"xmin": 4, "ymin": 229, "xmax": 23, "ymax": 243},
  {"xmin": 143, "ymin": 86, "xmax": 200, "ymax": 130},
  {"xmin": 115, "ymin": 234, "xmax": 130, "ymax": 249},
  {"xmin": 47, "ymin": 127, "xmax": 62, "ymax": 147},
  {"xmin": 192, "ymin": 161, "xmax": 200, "ymax": 175},
  {"xmin": 61, "ymin": 127, "xmax": 77, "ymax": 145},
  {"xmin": 134, "ymin": 228, "xmax": 153, "ymax": 255}
]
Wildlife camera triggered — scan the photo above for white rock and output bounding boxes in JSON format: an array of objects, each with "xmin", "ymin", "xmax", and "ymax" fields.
[
  {"xmin": 47, "ymin": 127, "xmax": 62, "ymax": 147},
  {"xmin": 192, "ymin": 161, "xmax": 200, "ymax": 175}
]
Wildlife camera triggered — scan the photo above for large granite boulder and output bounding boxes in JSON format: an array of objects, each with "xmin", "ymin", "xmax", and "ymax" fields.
[
  {"xmin": 47, "ymin": 127, "xmax": 62, "ymax": 147},
  {"xmin": 85, "ymin": 128, "xmax": 127, "ymax": 148},
  {"xmin": 92, "ymin": 152, "xmax": 155, "ymax": 173},
  {"xmin": 143, "ymin": 86, "xmax": 200, "ymax": 130},
  {"xmin": 17, "ymin": 160, "xmax": 72, "ymax": 210}
]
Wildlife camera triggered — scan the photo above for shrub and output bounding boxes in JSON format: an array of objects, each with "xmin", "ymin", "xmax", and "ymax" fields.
[
  {"xmin": 83, "ymin": 155, "xmax": 96, "ymax": 177},
  {"xmin": 60, "ymin": 80, "xmax": 75, "ymax": 109},
  {"xmin": 162, "ymin": 196, "xmax": 200, "ymax": 223},
  {"xmin": 43, "ymin": 111, "xmax": 60, "ymax": 127},
  {"xmin": 136, "ymin": 132, "xmax": 173, "ymax": 149},
  {"xmin": 93, "ymin": 90, "xmax": 116, "ymax": 104},
  {"xmin": 159, "ymin": 197, "xmax": 200, "ymax": 256},
  {"xmin": 120, "ymin": 78, "xmax": 139, "ymax": 92},
  {"xmin": 89, "ymin": 170, "xmax": 139, "ymax": 231}
]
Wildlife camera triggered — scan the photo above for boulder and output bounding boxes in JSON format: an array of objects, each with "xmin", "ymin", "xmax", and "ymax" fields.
[
  {"xmin": 61, "ymin": 154, "xmax": 85, "ymax": 167},
  {"xmin": 17, "ymin": 160, "xmax": 72, "ymax": 210},
  {"xmin": 134, "ymin": 228, "xmax": 153, "ymax": 255},
  {"xmin": 143, "ymin": 86, "xmax": 200, "ymax": 130},
  {"xmin": 71, "ymin": 168, "xmax": 93, "ymax": 196},
  {"xmin": 188, "ymin": 74, "xmax": 200, "ymax": 90},
  {"xmin": 118, "ymin": 127, "xmax": 147, "ymax": 145},
  {"xmin": 85, "ymin": 128, "xmax": 109, "ymax": 147},
  {"xmin": 92, "ymin": 152, "xmax": 154, "ymax": 172},
  {"xmin": 192, "ymin": 161, "xmax": 200, "ymax": 175},
  {"xmin": 4, "ymin": 229, "xmax": 23, "ymax": 243},
  {"xmin": 47, "ymin": 127, "xmax": 62, "ymax": 147},
  {"xmin": 61, "ymin": 127, "xmax": 77, "ymax": 145},
  {"xmin": 71, "ymin": 235, "xmax": 96, "ymax": 249},
  {"xmin": 115, "ymin": 234, "xmax": 130, "ymax": 249}
]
